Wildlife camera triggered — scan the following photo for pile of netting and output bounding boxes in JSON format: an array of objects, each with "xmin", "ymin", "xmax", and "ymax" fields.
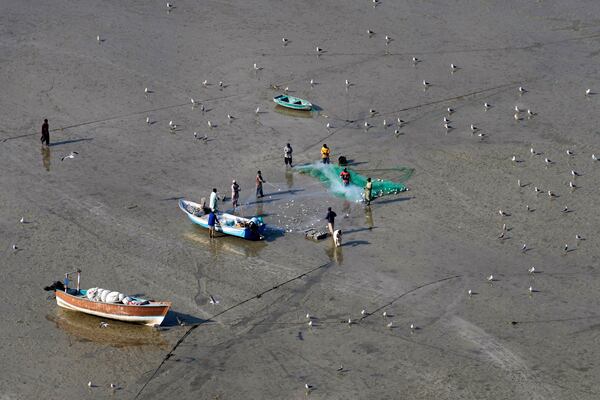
[{"xmin": 294, "ymin": 163, "xmax": 410, "ymax": 202}]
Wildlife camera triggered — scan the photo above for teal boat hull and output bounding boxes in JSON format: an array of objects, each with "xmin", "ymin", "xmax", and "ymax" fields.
[{"xmin": 273, "ymin": 94, "xmax": 312, "ymax": 111}]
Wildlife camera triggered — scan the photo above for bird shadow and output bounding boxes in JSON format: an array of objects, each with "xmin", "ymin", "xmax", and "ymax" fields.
[
  {"xmin": 468, "ymin": 292, "xmax": 479, "ymax": 296},
  {"xmin": 522, "ymin": 248, "xmax": 533, "ymax": 253},
  {"xmin": 50, "ymin": 138, "xmax": 93, "ymax": 147},
  {"xmin": 562, "ymin": 209, "xmax": 575, "ymax": 214}
]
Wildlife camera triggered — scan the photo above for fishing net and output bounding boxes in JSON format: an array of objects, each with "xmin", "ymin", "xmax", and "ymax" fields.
[{"xmin": 294, "ymin": 163, "xmax": 410, "ymax": 202}]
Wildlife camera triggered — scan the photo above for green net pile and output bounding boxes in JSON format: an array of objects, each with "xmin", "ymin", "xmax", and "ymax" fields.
[{"xmin": 295, "ymin": 163, "xmax": 410, "ymax": 202}]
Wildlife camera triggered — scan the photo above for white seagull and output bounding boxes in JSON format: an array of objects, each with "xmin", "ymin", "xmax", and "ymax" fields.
[
  {"xmin": 450, "ymin": 63, "xmax": 457, "ymax": 70},
  {"xmin": 487, "ymin": 275, "xmax": 494, "ymax": 281},
  {"xmin": 20, "ymin": 217, "xmax": 25, "ymax": 223},
  {"xmin": 592, "ymin": 154, "xmax": 598, "ymax": 161},
  {"xmin": 227, "ymin": 114, "xmax": 234, "ymax": 120},
  {"xmin": 470, "ymin": 124, "xmax": 477, "ymax": 131},
  {"xmin": 96, "ymin": 35, "xmax": 101, "ymax": 43},
  {"xmin": 387, "ymin": 321, "xmax": 393, "ymax": 328},
  {"xmin": 255, "ymin": 107, "xmax": 260, "ymax": 114},
  {"xmin": 146, "ymin": 116, "xmax": 150, "ymax": 124},
  {"xmin": 202, "ymin": 79, "xmax": 208, "ymax": 86},
  {"xmin": 518, "ymin": 86, "xmax": 526, "ymax": 93},
  {"xmin": 566, "ymin": 149, "xmax": 574, "ymax": 156},
  {"xmin": 282, "ymin": 37, "xmax": 289, "ymax": 44},
  {"xmin": 528, "ymin": 266, "xmax": 535, "ymax": 274},
  {"xmin": 207, "ymin": 120, "xmax": 213, "ymax": 128},
  {"xmin": 586, "ymin": 88, "xmax": 591, "ymax": 96},
  {"xmin": 61, "ymin": 151, "xmax": 79, "ymax": 161},
  {"xmin": 412, "ymin": 57, "xmax": 420, "ymax": 63},
  {"xmin": 468, "ymin": 289, "xmax": 472, "ymax": 296},
  {"xmin": 315, "ymin": 46, "xmax": 323, "ymax": 53},
  {"xmin": 422, "ymin": 80, "xmax": 430, "ymax": 87},
  {"xmin": 447, "ymin": 107, "xmax": 454, "ymax": 114},
  {"xmin": 367, "ymin": 29, "xmax": 374, "ymax": 35},
  {"xmin": 484, "ymin": 102, "xmax": 491, "ymax": 109}
]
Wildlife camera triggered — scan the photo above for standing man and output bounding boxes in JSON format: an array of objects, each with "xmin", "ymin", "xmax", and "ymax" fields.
[
  {"xmin": 364, "ymin": 177, "xmax": 373, "ymax": 205},
  {"xmin": 321, "ymin": 144, "xmax": 330, "ymax": 164},
  {"xmin": 284, "ymin": 143, "xmax": 293, "ymax": 167},
  {"xmin": 325, "ymin": 207, "xmax": 337, "ymax": 235},
  {"xmin": 207, "ymin": 210, "xmax": 219, "ymax": 238},
  {"xmin": 40, "ymin": 119, "xmax": 50, "ymax": 147},
  {"xmin": 231, "ymin": 180, "xmax": 240, "ymax": 211},
  {"xmin": 256, "ymin": 170, "xmax": 266, "ymax": 198},
  {"xmin": 209, "ymin": 188, "xmax": 219, "ymax": 212},
  {"xmin": 340, "ymin": 168, "xmax": 350, "ymax": 186}
]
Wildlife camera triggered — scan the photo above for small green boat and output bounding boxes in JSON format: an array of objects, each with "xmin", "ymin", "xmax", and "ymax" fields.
[{"xmin": 273, "ymin": 94, "xmax": 313, "ymax": 111}]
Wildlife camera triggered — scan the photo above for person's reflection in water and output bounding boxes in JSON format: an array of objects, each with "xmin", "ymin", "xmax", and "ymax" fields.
[
  {"xmin": 41, "ymin": 146, "xmax": 51, "ymax": 171},
  {"xmin": 285, "ymin": 169, "xmax": 294, "ymax": 189},
  {"xmin": 342, "ymin": 200, "xmax": 351, "ymax": 217},
  {"xmin": 365, "ymin": 205, "xmax": 374, "ymax": 230},
  {"xmin": 325, "ymin": 242, "xmax": 343, "ymax": 265}
]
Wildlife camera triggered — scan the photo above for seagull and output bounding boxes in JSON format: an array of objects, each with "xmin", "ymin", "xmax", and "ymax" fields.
[
  {"xmin": 345, "ymin": 79, "xmax": 351, "ymax": 87},
  {"xmin": 534, "ymin": 186, "xmax": 541, "ymax": 193},
  {"xmin": 305, "ymin": 383, "xmax": 311, "ymax": 391},
  {"xmin": 564, "ymin": 244, "xmax": 569, "ymax": 252},
  {"xmin": 315, "ymin": 46, "xmax": 323, "ymax": 53},
  {"xmin": 310, "ymin": 79, "xmax": 315, "ymax": 86},
  {"xmin": 144, "ymin": 87, "xmax": 149, "ymax": 94},
  {"xmin": 528, "ymin": 266, "xmax": 535, "ymax": 274},
  {"xmin": 367, "ymin": 29, "xmax": 375, "ymax": 35},
  {"xmin": 422, "ymin": 80, "xmax": 430, "ymax": 87},
  {"xmin": 166, "ymin": 2, "xmax": 173, "ymax": 9},
  {"xmin": 364, "ymin": 121, "xmax": 370, "ymax": 128},
  {"xmin": 544, "ymin": 158, "xmax": 552, "ymax": 164},
  {"xmin": 514, "ymin": 113, "xmax": 520, "ymax": 121},
  {"xmin": 511, "ymin": 155, "xmax": 517, "ymax": 162},
  {"xmin": 20, "ymin": 217, "xmax": 25, "ymax": 223},
  {"xmin": 412, "ymin": 56, "xmax": 420, "ymax": 63},
  {"xmin": 209, "ymin": 295, "xmax": 219, "ymax": 305},
  {"xmin": 499, "ymin": 209, "xmax": 506, "ymax": 216},
  {"xmin": 308, "ymin": 320, "xmax": 313, "ymax": 327},
  {"xmin": 517, "ymin": 179, "xmax": 521, "ymax": 187},
  {"xmin": 369, "ymin": 109, "xmax": 377, "ymax": 114},
  {"xmin": 202, "ymin": 79, "xmax": 208, "ymax": 86},
  {"xmin": 571, "ymin": 170, "xmax": 579, "ymax": 177},
  {"xmin": 219, "ymin": 81, "xmax": 223, "ymax": 87},
  {"xmin": 96, "ymin": 35, "xmax": 101, "ymax": 43},
  {"xmin": 530, "ymin": 147, "xmax": 535, "ymax": 155},
  {"xmin": 200, "ymin": 104, "xmax": 205, "ymax": 112},
  {"xmin": 593, "ymin": 154, "xmax": 598, "ymax": 161},
  {"xmin": 282, "ymin": 37, "xmax": 289, "ymax": 44},
  {"xmin": 146, "ymin": 116, "xmax": 150, "ymax": 124},
  {"xmin": 337, "ymin": 365, "xmax": 344, "ymax": 372},
  {"xmin": 487, "ymin": 275, "xmax": 494, "ymax": 281},
  {"xmin": 484, "ymin": 102, "xmax": 491, "ymax": 109},
  {"xmin": 110, "ymin": 383, "xmax": 117, "ymax": 389},
  {"xmin": 527, "ymin": 109, "xmax": 535, "ymax": 117},
  {"xmin": 397, "ymin": 118, "xmax": 405, "ymax": 126},
  {"xmin": 498, "ymin": 232, "xmax": 505, "ymax": 239},
  {"xmin": 207, "ymin": 120, "xmax": 213, "ymax": 128},
  {"xmin": 443, "ymin": 117, "xmax": 450, "ymax": 123},
  {"xmin": 447, "ymin": 107, "xmax": 454, "ymax": 114},
  {"xmin": 450, "ymin": 63, "xmax": 457, "ymax": 70},
  {"xmin": 518, "ymin": 86, "xmax": 526, "ymax": 93},
  {"xmin": 382, "ymin": 311, "xmax": 387, "ymax": 318},
  {"xmin": 382, "ymin": 119, "xmax": 387, "ymax": 127},
  {"xmin": 528, "ymin": 286, "xmax": 533, "ymax": 293},
  {"xmin": 253, "ymin": 63, "xmax": 260, "ymax": 70},
  {"xmin": 566, "ymin": 149, "xmax": 574, "ymax": 156},
  {"xmin": 227, "ymin": 114, "xmax": 234, "ymax": 120},
  {"xmin": 471, "ymin": 124, "xmax": 478, "ymax": 132},
  {"xmin": 502, "ymin": 223, "xmax": 507, "ymax": 231},
  {"xmin": 576, "ymin": 234, "xmax": 583, "ymax": 241},
  {"xmin": 99, "ymin": 321, "xmax": 109, "ymax": 328},
  {"xmin": 12, "ymin": 244, "xmax": 18, "ymax": 251},
  {"xmin": 562, "ymin": 205, "xmax": 569, "ymax": 213},
  {"xmin": 88, "ymin": 381, "xmax": 93, "ymax": 388},
  {"xmin": 347, "ymin": 318, "xmax": 353, "ymax": 325},
  {"xmin": 191, "ymin": 98, "xmax": 196, "ymax": 106},
  {"xmin": 387, "ymin": 321, "xmax": 393, "ymax": 328},
  {"xmin": 410, "ymin": 323, "xmax": 415, "ymax": 330},
  {"xmin": 326, "ymin": 122, "xmax": 331, "ymax": 129},
  {"xmin": 306, "ymin": 313, "xmax": 311, "ymax": 319},
  {"xmin": 444, "ymin": 123, "xmax": 452, "ymax": 130},
  {"xmin": 361, "ymin": 309, "xmax": 367, "ymax": 316},
  {"xmin": 569, "ymin": 181, "xmax": 576, "ymax": 189},
  {"xmin": 394, "ymin": 129, "xmax": 400, "ymax": 135},
  {"xmin": 526, "ymin": 204, "xmax": 531, "ymax": 211},
  {"xmin": 548, "ymin": 190, "xmax": 556, "ymax": 197},
  {"xmin": 284, "ymin": 86, "xmax": 289, "ymax": 93},
  {"xmin": 61, "ymin": 151, "xmax": 79, "ymax": 161},
  {"xmin": 521, "ymin": 243, "xmax": 527, "ymax": 252},
  {"xmin": 385, "ymin": 35, "xmax": 391, "ymax": 43},
  {"xmin": 255, "ymin": 107, "xmax": 260, "ymax": 114},
  {"xmin": 586, "ymin": 88, "xmax": 591, "ymax": 96},
  {"xmin": 515, "ymin": 105, "xmax": 522, "ymax": 112},
  {"xmin": 468, "ymin": 289, "xmax": 472, "ymax": 296}
]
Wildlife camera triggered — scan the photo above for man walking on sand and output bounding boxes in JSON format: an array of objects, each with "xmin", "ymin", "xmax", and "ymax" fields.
[
  {"xmin": 40, "ymin": 119, "xmax": 50, "ymax": 147},
  {"xmin": 325, "ymin": 207, "xmax": 337, "ymax": 235},
  {"xmin": 231, "ymin": 180, "xmax": 240, "ymax": 211},
  {"xmin": 256, "ymin": 170, "xmax": 266, "ymax": 198},
  {"xmin": 284, "ymin": 143, "xmax": 293, "ymax": 167},
  {"xmin": 364, "ymin": 177, "xmax": 373, "ymax": 205}
]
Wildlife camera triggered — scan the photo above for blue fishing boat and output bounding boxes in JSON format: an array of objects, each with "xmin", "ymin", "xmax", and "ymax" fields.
[
  {"xmin": 179, "ymin": 199, "xmax": 266, "ymax": 240},
  {"xmin": 273, "ymin": 94, "xmax": 313, "ymax": 111}
]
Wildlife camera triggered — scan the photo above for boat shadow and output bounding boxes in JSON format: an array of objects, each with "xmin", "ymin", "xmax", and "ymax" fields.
[{"xmin": 162, "ymin": 311, "xmax": 207, "ymax": 327}]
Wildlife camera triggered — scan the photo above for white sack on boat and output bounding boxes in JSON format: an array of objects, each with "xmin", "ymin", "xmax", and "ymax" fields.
[{"xmin": 105, "ymin": 291, "xmax": 122, "ymax": 303}]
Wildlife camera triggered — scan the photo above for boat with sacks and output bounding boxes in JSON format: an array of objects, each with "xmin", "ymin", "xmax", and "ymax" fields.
[{"xmin": 45, "ymin": 270, "xmax": 171, "ymax": 326}]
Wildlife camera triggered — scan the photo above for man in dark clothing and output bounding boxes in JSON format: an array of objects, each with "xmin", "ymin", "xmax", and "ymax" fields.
[
  {"xmin": 41, "ymin": 119, "xmax": 50, "ymax": 146},
  {"xmin": 208, "ymin": 211, "xmax": 219, "ymax": 238},
  {"xmin": 325, "ymin": 207, "xmax": 337, "ymax": 235},
  {"xmin": 284, "ymin": 143, "xmax": 293, "ymax": 167}
]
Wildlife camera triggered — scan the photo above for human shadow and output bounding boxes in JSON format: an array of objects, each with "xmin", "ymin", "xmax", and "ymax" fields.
[
  {"xmin": 343, "ymin": 240, "xmax": 370, "ymax": 247},
  {"xmin": 50, "ymin": 138, "xmax": 93, "ymax": 147},
  {"xmin": 343, "ymin": 227, "xmax": 377, "ymax": 234},
  {"xmin": 372, "ymin": 196, "xmax": 413, "ymax": 205}
]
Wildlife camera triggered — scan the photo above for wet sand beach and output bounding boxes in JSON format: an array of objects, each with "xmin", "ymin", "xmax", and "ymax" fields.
[{"xmin": 2, "ymin": 1, "xmax": 600, "ymax": 399}]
